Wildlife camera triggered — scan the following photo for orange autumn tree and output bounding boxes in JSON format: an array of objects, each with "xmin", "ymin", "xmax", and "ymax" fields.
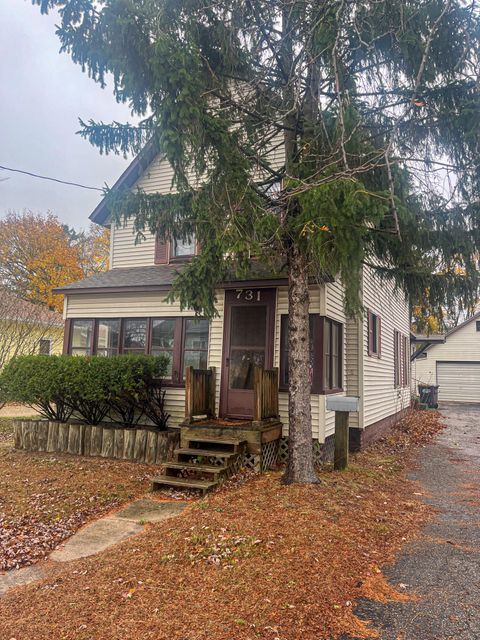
[{"xmin": 0, "ymin": 212, "xmax": 109, "ymax": 312}]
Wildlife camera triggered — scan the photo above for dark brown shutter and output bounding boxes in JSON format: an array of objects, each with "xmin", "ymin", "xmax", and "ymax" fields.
[
  {"xmin": 377, "ymin": 315, "xmax": 382, "ymax": 358},
  {"xmin": 63, "ymin": 319, "xmax": 71, "ymax": 354},
  {"xmin": 311, "ymin": 315, "xmax": 322, "ymax": 394},
  {"xmin": 155, "ymin": 236, "xmax": 169, "ymax": 264},
  {"xmin": 279, "ymin": 315, "xmax": 288, "ymax": 389}
]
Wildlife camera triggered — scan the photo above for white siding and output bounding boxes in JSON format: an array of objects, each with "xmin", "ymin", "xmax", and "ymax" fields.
[
  {"xmin": 110, "ymin": 220, "xmax": 156, "ymax": 269},
  {"xmin": 362, "ymin": 266, "xmax": 411, "ymax": 427}
]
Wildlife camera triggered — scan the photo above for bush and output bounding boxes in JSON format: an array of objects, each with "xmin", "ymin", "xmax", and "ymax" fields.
[{"xmin": 0, "ymin": 354, "xmax": 171, "ymax": 427}]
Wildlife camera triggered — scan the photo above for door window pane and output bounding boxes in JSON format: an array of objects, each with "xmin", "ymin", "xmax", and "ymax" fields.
[
  {"xmin": 229, "ymin": 350, "xmax": 265, "ymax": 390},
  {"xmin": 123, "ymin": 319, "xmax": 147, "ymax": 353},
  {"xmin": 151, "ymin": 319, "xmax": 175, "ymax": 378},
  {"xmin": 71, "ymin": 319, "xmax": 93, "ymax": 355},
  {"xmin": 96, "ymin": 319, "xmax": 120, "ymax": 356}
]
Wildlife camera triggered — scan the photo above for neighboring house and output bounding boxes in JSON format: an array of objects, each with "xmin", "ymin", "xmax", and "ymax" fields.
[
  {"xmin": 54, "ymin": 146, "xmax": 411, "ymax": 454},
  {"xmin": 413, "ymin": 311, "xmax": 480, "ymax": 403},
  {"xmin": 0, "ymin": 289, "xmax": 64, "ymax": 369}
]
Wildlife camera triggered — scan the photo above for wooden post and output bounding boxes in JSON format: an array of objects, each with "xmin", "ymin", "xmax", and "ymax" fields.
[
  {"xmin": 185, "ymin": 365, "xmax": 193, "ymax": 419},
  {"xmin": 208, "ymin": 367, "xmax": 216, "ymax": 417},
  {"xmin": 253, "ymin": 367, "xmax": 263, "ymax": 421},
  {"xmin": 334, "ymin": 411, "xmax": 349, "ymax": 471}
]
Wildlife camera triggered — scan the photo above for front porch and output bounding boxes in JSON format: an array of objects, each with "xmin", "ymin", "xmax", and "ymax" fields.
[{"xmin": 152, "ymin": 366, "xmax": 283, "ymax": 493}]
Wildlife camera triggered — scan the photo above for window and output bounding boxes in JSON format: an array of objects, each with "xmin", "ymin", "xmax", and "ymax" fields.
[
  {"xmin": 394, "ymin": 330, "xmax": 402, "ymax": 387},
  {"xmin": 67, "ymin": 317, "xmax": 210, "ymax": 386},
  {"xmin": 402, "ymin": 334, "xmax": 410, "ymax": 386},
  {"xmin": 39, "ymin": 338, "xmax": 52, "ymax": 355},
  {"xmin": 151, "ymin": 318, "xmax": 176, "ymax": 378},
  {"xmin": 476, "ymin": 320, "xmax": 480, "ymax": 332},
  {"xmin": 323, "ymin": 318, "xmax": 343, "ymax": 392},
  {"xmin": 71, "ymin": 319, "xmax": 94, "ymax": 355},
  {"xmin": 96, "ymin": 319, "xmax": 120, "ymax": 356},
  {"xmin": 182, "ymin": 318, "xmax": 209, "ymax": 375},
  {"xmin": 394, "ymin": 330, "xmax": 410, "ymax": 387},
  {"xmin": 172, "ymin": 235, "xmax": 196, "ymax": 258},
  {"xmin": 368, "ymin": 310, "xmax": 381, "ymax": 357},
  {"xmin": 122, "ymin": 319, "xmax": 147, "ymax": 354},
  {"xmin": 279, "ymin": 315, "xmax": 343, "ymax": 394}
]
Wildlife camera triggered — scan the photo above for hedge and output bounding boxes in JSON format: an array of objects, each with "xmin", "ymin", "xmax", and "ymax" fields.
[{"xmin": 0, "ymin": 354, "xmax": 171, "ymax": 428}]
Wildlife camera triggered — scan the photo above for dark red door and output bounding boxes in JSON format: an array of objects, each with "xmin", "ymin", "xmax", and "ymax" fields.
[{"xmin": 220, "ymin": 288, "xmax": 276, "ymax": 419}]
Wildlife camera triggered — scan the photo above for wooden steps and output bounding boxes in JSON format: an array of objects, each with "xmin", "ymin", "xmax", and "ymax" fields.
[{"xmin": 152, "ymin": 435, "xmax": 247, "ymax": 495}]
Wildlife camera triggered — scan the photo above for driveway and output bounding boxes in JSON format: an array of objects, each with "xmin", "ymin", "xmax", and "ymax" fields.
[{"xmin": 350, "ymin": 403, "xmax": 480, "ymax": 639}]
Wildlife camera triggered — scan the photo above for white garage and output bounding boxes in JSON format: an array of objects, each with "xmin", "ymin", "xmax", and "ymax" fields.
[
  {"xmin": 413, "ymin": 311, "xmax": 480, "ymax": 405},
  {"xmin": 436, "ymin": 362, "xmax": 480, "ymax": 403}
]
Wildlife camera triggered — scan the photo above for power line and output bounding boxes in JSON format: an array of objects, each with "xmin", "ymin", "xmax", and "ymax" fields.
[{"xmin": 0, "ymin": 164, "xmax": 104, "ymax": 192}]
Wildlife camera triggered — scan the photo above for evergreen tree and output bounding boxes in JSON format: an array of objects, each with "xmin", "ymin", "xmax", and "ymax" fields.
[{"xmin": 35, "ymin": 0, "xmax": 480, "ymax": 482}]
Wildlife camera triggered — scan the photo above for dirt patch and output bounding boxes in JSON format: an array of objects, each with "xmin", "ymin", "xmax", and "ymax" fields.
[{"xmin": 0, "ymin": 409, "xmax": 445, "ymax": 640}]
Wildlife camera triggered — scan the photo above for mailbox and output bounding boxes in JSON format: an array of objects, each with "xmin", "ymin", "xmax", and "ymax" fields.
[{"xmin": 326, "ymin": 396, "xmax": 360, "ymax": 413}]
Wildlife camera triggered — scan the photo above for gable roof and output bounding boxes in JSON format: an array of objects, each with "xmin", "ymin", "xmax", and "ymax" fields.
[
  {"xmin": 90, "ymin": 140, "xmax": 158, "ymax": 226},
  {"xmin": 418, "ymin": 310, "xmax": 480, "ymax": 356},
  {"xmin": 0, "ymin": 289, "xmax": 64, "ymax": 327}
]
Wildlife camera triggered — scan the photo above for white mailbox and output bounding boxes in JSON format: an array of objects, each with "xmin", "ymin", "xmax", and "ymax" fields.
[{"xmin": 326, "ymin": 396, "xmax": 360, "ymax": 412}]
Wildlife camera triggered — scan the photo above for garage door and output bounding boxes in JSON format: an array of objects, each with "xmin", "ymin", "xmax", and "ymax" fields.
[{"xmin": 437, "ymin": 362, "xmax": 480, "ymax": 403}]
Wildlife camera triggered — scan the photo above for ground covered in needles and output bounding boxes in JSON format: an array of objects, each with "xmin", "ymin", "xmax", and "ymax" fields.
[
  {"xmin": 0, "ymin": 420, "xmax": 153, "ymax": 571},
  {"xmin": 0, "ymin": 409, "xmax": 444, "ymax": 640}
]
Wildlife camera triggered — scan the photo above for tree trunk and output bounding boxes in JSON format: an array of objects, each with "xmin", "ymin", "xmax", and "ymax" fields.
[{"xmin": 282, "ymin": 245, "xmax": 319, "ymax": 484}]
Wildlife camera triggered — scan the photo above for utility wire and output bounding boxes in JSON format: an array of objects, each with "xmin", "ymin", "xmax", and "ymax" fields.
[{"xmin": 0, "ymin": 164, "xmax": 104, "ymax": 192}]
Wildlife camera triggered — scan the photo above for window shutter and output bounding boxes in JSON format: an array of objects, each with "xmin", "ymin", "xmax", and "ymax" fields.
[
  {"xmin": 311, "ymin": 315, "xmax": 322, "ymax": 394},
  {"xmin": 367, "ymin": 310, "xmax": 373, "ymax": 356},
  {"xmin": 155, "ymin": 236, "xmax": 169, "ymax": 264},
  {"xmin": 377, "ymin": 315, "xmax": 382, "ymax": 358},
  {"xmin": 63, "ymin": 319, "xmax": 71, "ymax": 354}
]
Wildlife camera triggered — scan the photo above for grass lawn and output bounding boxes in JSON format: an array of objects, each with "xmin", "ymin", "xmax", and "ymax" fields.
[
  {"xmin": 0, "ymin": 410, "xmax": 443, "ymax": 640},
  {"xmin": 0, "ymin": 421, "xmax": 155, "ymax": 571}
]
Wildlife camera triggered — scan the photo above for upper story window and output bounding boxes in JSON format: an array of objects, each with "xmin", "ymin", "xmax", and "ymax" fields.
[
  {"xmin": 172, "ymin": 236, "xmax": 196, "ymax": 258},
  {"xmin": 367, "ymin": 310, "xmax": 381, "ymax": 357}
]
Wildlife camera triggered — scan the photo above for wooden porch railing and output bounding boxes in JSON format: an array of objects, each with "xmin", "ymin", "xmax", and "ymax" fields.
[
  {"xmin": 185, "ymin": 366, "xmax": 216, "ymax": 420},
  {"xmin": 253, "ymin": 367, "xmax": 279, "ymax": 421}
]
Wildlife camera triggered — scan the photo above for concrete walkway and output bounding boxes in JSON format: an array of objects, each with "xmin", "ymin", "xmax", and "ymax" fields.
[
  {"xmin": 0, "ymin": 499, "xmax": 187, "ymax": 596},
  {"xmin": 348, "ymin": 404, "xmax": 480, "ymax": 640}
]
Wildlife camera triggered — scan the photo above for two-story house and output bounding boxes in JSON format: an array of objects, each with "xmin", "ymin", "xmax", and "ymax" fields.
[{"xmin": 55, "ymin": 145, "xmax": 411, "ymax": 459}]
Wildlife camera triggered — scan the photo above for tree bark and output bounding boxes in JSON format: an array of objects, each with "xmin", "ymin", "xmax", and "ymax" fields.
[{"xmin": 282, "ymin": 244, "xmax": 319, "ymax": 484}]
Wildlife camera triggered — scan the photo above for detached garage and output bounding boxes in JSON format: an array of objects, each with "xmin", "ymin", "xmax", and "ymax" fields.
[
  {"xmin": 413, "ymin": 311, "xmax": 480, "ymax": 404},
  {"xmin": 436, "ymin": 362, "xmax": 480, "ymax": 403}
]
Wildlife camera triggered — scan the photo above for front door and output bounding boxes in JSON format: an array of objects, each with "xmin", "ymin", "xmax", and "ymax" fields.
[{"xmin": 221, "ymin": 288, "xmax": 276, "ymax": 419}]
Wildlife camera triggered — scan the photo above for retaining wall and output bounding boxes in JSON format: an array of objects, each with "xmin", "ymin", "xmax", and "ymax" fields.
[{"xmin": 13, "ymin": 419, "xmax": 179, "ymax": 464}]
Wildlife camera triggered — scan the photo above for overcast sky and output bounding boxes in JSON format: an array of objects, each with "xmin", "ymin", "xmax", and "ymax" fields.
[{"xmin": 0, "ymin": 1, "xmax": 133, "ymax": 230}]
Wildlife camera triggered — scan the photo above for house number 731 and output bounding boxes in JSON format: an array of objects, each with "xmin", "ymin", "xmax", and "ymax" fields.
[{"xmin": 236, "ymin": 289, "xmax": 261, "ymax": 302}]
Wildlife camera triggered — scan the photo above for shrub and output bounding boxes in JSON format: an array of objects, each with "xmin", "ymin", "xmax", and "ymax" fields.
[
  {"xmin": 0, "ymin": 355, "xmax": 75, "ymax": 422},
  {"xmin": 0, "ymin": 354, "xmax": 170, "ymax": 427}
]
